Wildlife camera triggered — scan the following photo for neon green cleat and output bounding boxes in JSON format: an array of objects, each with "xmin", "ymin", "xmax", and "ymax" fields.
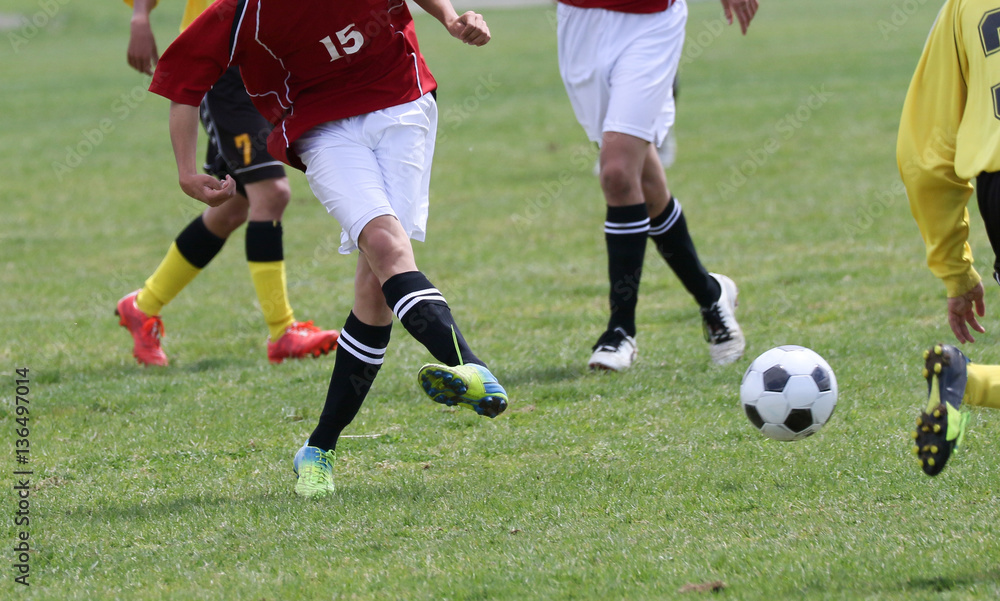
[
  {"xmin": 293, "ymin": 444, "xmax": 336, "ymax": 497},
  {"xmin": 418, "ymin": 363, "xmax": 508, "ymax": 418},
  {"xmin": 914, "ymin": 344, "xmax": 971, "ymax": 476}
]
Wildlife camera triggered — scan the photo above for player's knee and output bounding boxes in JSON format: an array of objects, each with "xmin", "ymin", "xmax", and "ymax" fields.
[
  {"xmin": 265, "ymin": 179, "xmax": 292, "ymax": 210},
  {"xmin": 226, "ymin": 201, "xmax": 250, "ymax": 228},
  {"xmin": 359, "ymin": 220, "xmax": 406, "ymax": 257},
  {"xmin": 599, "ymin": 162, "xmax": 639, "ymax": 200},
  {"xmin": 205, "ymin": 198, "xmax": 250, "ymax": 235},
  {"xmin": 248, "ymin": 178, "xmax": 292, "ymax": 216},
  {"xmin": 357, "ymin": 217, "xmax": 414, "ymax": 276}
]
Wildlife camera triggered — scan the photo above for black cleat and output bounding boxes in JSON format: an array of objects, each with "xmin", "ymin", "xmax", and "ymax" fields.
[{"xmin": 913, "ymin": 344, "xmax": 970, "ymax": 476}]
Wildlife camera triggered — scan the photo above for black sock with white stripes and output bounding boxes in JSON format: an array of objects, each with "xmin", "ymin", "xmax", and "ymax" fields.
[
  {"xmin": 307, "ymin": 312, "xmax": 391, "ymax": 452},
  {"xmin": 649, "ymin": 197, "xmax": 720, "ymax": 307},
  {"xmin": 605, "ymin": 204, "xmax": 649, "ymax": 337},
  {"xmin": 382, "ymin": 271, "xmax": 483, "ymax": 368}
]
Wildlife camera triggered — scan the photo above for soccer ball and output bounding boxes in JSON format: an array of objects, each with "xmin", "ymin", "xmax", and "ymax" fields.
[{"xmin": 739, "ymin": 345, "xmax": 838, "ymax": 441}]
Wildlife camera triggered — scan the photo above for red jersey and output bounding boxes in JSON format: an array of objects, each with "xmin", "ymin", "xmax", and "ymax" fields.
[
  {"xmin": 557, "ymin": 0, "xmax": 674, "ymax": 14},
  {"xmin": 557, "ymin": 0, "xmax": 673, "ymax": 14},
  {"xmin": 149, "ymin": 0, "xmax": 437, "ymax": 170}
]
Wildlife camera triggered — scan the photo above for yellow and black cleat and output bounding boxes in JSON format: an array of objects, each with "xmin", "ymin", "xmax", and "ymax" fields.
[{"xmin": 914, "ymin": 344, "xmax": 970, "ymax": 476}]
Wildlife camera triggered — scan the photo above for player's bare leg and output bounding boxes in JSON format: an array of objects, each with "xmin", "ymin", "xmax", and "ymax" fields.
[
  {"xmin": 600, "ymin": 134, "xmax": 743, "ymax": 366},
  {"xmin": 587, "ymin": 132, "xmax": 649, "ymax": 371},
  {"xmin": 201, "ymin": 193, "xmax": 250, "ymax": 237},
  {"xmin": 244, "ymin": 177, "xmax": 291, "ymax": 222},
  {"xmin": 599, "ymin": 132, "xmax": 649, "ymax": 208},
  {"xmin": 354, "ymin": 215, "xmax": 420, "ymax": 286}
]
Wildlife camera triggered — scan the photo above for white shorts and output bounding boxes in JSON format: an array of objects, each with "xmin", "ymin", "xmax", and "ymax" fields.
[
  {"xmin": 557, "ymin": 0, "xmax": 687, "ymax": 148},
  {"xmin": 292, "ymin": 93, "xmax": 437, "ymax": 254}
]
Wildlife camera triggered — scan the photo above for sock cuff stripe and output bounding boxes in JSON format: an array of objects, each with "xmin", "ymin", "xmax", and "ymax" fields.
[
  {"xmin": 606, "ymin": 218, "xmax": 650, "ymax": 227},
  {"xmin": 339, "ymin": 330, "xmax": 387, "ymax": 365},
  {"xmin": 649, "ymin": 200, "xmax": 682, "ymax": 236},
  {"xmin": 393, "ymin": 288, "xmax": 446, "ymax": 319},
  {"xmin": 398, "ymin": 294, "xmax": 448, "ymax": 320},
  {"xmin": 605, "ymin": 219, "xmax": 651, "ymax": 235}
]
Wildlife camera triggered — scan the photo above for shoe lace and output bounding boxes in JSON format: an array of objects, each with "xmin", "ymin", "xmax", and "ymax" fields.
[
  {"xmin": 592, "ymin": 327, "xmax": 627, "ymax": 352},
  {"xmin": 316, "ymin": 450, "xmax": 334, "ymax": 469},
  {"xmin": 701, "ymin": 304, "xmax": 732, "ymax": 343},
  {"xmin": 141, "ymin": 316, "xmax": 165, "ymax": 341},
  {"xmin": 302, "ymin": 450, "xmax": 334, "ymax": 478}
]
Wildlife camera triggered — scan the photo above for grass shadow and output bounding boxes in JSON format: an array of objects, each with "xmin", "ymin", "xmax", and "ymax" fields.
[
  {"xmin": 503, "ymin": 364, "xmax": 586, "ymax": 387},
  {"xmin": 902, "ymin": 570, "xmax": 1000, "ymax": 593}
]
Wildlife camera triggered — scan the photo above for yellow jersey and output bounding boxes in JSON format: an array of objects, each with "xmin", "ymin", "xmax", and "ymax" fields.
[
  {"xmin": 124, "ymin": 0, "xmax": 213, "ymax": 31},
  {"xmin": 897, "ymin": 0, "xmax": 1000, "ymax": 297}
]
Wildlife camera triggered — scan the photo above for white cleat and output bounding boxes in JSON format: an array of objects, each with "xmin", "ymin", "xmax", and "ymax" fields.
[
  {"xmin": 588, "ymin": 326, "xmax": 638, "ymax": 372},
  {"xmin": 701, "ymin": 273, "xmax": 745, "ymax": 366}
]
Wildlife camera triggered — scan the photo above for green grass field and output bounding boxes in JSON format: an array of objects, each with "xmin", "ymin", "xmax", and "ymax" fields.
[{"xmin": 4, "ymin": 0, "xmax": 1000, "ymax": 598}]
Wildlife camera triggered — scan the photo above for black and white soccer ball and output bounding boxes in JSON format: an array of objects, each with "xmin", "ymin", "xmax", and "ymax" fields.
[{"xmin": 739, "ymin": 345, "xmax": 837, "ymax": 441}]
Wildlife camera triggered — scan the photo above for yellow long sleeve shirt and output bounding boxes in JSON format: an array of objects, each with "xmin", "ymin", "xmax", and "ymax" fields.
[
  {"xmin": 124, "ymin": 0, "xmax": 211, "ymax": 31},
  {"xmin": 897, "ymin": 0, "xmax": 1000, "ymax": 297}
]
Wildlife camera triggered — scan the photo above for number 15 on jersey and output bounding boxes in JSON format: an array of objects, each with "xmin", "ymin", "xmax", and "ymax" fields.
[{"xmin": 320, "ymin": 24, "xmax": 364, "ymax": 61}]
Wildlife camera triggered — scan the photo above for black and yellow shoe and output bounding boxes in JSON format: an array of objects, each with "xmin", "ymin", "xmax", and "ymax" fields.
[{"xmin": 913, "ymin": 344, "xmax": 971, "ymax": 476}]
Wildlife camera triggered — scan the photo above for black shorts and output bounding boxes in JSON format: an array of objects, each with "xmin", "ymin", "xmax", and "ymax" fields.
[
  {"xmin": 977, "ymin": 171, "xmax": 1000, "ymax": 282},
  {"xmin": 199, "ymin": 66, "xmax": 285, "ymax": 195}
]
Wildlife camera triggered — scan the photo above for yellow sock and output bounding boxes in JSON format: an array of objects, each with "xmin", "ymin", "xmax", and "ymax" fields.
[
  {"xmin": 248, "ymin": 260, "xmax": 295, "ymax": 340},
  {"xmin": 136, "ymin": 243, "xmax": 201, "ymax": 316},
  {"xmin": 964, "ymin": 363, "xmax": 1000, "ymax": 409}
]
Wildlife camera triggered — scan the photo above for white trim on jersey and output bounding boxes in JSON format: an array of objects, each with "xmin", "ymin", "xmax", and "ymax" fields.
[
  {"xmin": 245, "ymin": 2, "xmax": 295, "ymax": 154},
  {"xmin": 229, "ymin": 0, "xmax": 250, "ymax": 64},
  {"xmin": 393, "ymin": 28, "xmax": 425, "ymax": 96}
]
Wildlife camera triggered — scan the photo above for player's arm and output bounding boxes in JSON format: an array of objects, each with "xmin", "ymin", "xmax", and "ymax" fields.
[
  {"xmin": 412, "ymin": 0, "xmax": 490, "ymax": 46},
  {"xmin": 897, "ymin": 4, "xmax": 983, "ymax": 341},
  {"xmin": 125, "ymin": 0, "xmax": 159, "ymax": 75},
  {"xmin": 720, "ymin": 0, "xmax": 759, "ymax": 35},
  {"xmin": 168, "ymin": 101, "xmax": 235, "ymax": 206}
]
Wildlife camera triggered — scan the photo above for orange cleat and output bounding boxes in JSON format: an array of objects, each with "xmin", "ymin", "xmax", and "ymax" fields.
[
  {"xmin": 115, "ymin": 291, "xmax": 168, "ymax": 367},
  {"xmin": 267, "ymin": 321, "xmax": 339, "ymax": 364}
]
